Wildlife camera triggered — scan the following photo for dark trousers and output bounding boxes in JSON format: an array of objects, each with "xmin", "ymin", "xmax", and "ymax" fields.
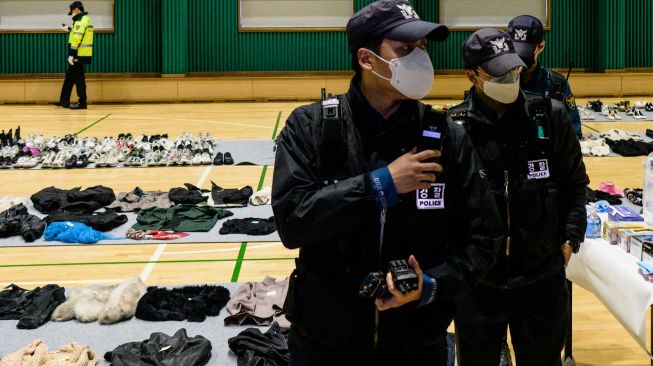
[
  {"xmin": 289, "ymin": 330, "xmax": 448, "ymax": 366},
  {"xmin": 455, "ymin": 270, "xmax": 569, "ymax": 366},
  {"xmin": 59, "ymin": 62, "xmax": 87, "ymax": 104}
]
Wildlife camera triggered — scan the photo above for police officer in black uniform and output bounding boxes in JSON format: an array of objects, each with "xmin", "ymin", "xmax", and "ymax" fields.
[
  {"xmin": 508, "ymin": 15, "xmax": 582, "ymax": 137},
  {"xmin": 449, "ymin": 28, "xmax": 589, "ymax": 366},
  {"xmin": 271, "ymin": 1, "xmax": 503, "ymax": 365}
]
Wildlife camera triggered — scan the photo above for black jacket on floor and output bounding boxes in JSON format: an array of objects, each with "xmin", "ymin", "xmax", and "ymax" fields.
[
  {"xmin": 44, "ymin": 209, "xmax": 128, "ymax": 232},
  {"xmin": 169, "ymin": 183, "xmax": 207, "ymax": 205},
  {"xmin": 0, "ymin": 284, "xmax": 65, "ymax": 329},
  {"xmin": 0, "ymin": 203, "xmax": 46, "ymax": 242},
  {"xmin": 31, "ymin": 186, "xmax": 116, "ymax": 214},
  {"xmin": 228, "ymin": 322, "xmax": 290, "ymax": 366},
  {"xmin": 104, "ymin": 328, "xmax": 212, "ymax": 366},
  {"xmin": 219, "ymin": 217, "xmax": 276, "ymax": 235},
  {"xmin": 135, "ymin": 285, "xmax": 230, "ymax": 322},
  {"xmin": 211, "ymin": 182, "xmax": 253, "ymax": 207}
]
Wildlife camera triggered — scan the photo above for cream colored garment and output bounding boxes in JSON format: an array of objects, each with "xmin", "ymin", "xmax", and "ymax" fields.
[{"xmin": 0, "ymin": 340, "xmax": 97, "ymax": 366}]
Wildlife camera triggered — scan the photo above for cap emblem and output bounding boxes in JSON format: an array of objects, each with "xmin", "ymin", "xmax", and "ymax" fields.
[
  {"xmin": 514, "ymin": 29, "xmax": 528, "ymax": 41},
  {"xmin": 396, "ymin": 4, "xmax": 419, "ymax": 20},
  {"xmin": 490, "ymin": 37, "xmax": 509, "ymax": 54}
]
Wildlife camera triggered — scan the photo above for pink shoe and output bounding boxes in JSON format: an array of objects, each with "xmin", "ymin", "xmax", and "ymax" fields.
[{"xmin": 598, "ymin": 182, "xmax": 624, "ymax": 197}]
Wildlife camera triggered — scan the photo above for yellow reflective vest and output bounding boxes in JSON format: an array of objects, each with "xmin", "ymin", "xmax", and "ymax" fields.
[{"xmin": 68, "ymin": 13, "xmax": 94, "ymax": 59}]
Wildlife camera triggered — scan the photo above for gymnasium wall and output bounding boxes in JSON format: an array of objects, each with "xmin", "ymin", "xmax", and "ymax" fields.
[{"xmin": 0, "ymin": 0, "xmax": 652, "ymax": 75}]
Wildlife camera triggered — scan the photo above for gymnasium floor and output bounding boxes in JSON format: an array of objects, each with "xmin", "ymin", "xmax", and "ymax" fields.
[{"xmin": 0, "ymin": 98, "xmax": 651, "ymax": 365}]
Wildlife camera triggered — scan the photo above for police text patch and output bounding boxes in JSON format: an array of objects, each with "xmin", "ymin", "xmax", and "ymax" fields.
[
  {"xmin": 416, "ymin": 183, "xmax": 445, "ymax": 209},
  {"xmin": 527, "ymin": 159, "xmax": 550, "ymax": 180}
]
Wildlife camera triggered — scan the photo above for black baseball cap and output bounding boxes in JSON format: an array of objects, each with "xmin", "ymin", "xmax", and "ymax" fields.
[
  {"xmin": 462, "ymin": 28, "xmax": 526, "ymax": 77},
  {"xmin": 507, "ymin": 15, "xmax": 544, "ymax": 61},
  {"xmin": 346, "ymin": 0, "xmax": 449, "ymax": 54},
  {"xmin": 68, "ymin": 1, "xmax": 84, "ymax": 15}
]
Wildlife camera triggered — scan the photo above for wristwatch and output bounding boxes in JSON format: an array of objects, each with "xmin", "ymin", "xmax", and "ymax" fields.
[{"xmin": 564, "ymin": 240, "xmax": 581, "ymax": 253}]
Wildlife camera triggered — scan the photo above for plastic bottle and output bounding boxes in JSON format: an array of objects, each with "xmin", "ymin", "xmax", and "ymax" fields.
[
  {"xmin": 585, "ymin": 204, "xmax": 601, "ymax": 239},
  {"xmin": 644, "ymin": 152, "xmax": 653, "ymax": 226}
]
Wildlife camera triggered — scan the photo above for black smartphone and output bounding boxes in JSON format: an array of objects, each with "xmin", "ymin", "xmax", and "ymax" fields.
[{"xmin": 415, "ymin": 105, "xmax": 444, "ymax": 164}]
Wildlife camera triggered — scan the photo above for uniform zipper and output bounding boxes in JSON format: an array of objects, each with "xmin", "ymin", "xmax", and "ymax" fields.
[
  {"xmin": 503, "ymin": 170, "xmax": 511, "ymax": 257},
  {"xmin": 374, "ymin": 208, "xmax": 387, "ymax": 348}
]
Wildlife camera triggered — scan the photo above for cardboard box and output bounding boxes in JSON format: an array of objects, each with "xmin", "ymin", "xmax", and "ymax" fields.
[
  {"xmin": 618, "ymin": 230, "xmax": 653, "ymax": 252},
  {"xmin": 642, "ymin": 242, "xmax": 653, "ymax": 266},
  {"xmin": 608, "ymin": 206, "xmax": 644, "ymax": 222},
  {"xmin": 602, "ymin": 221, "xmax": 647, "ymax": 245},
  {"xmin": 630, "ymin": 235, "xmax": 653, "ymax": 260}
]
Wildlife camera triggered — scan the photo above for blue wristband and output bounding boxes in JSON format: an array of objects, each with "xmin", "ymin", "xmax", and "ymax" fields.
[
  {"xmin": 419, "ymin": 273, "xmax": 438, "ymax": 307},
  {"xmin": 370, "ymin": 167, "xmax": 399, "ymax": 208}
]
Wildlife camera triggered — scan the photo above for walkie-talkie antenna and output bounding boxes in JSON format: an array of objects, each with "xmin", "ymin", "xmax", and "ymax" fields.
[{"xmin": 321, "ymin": 88, "xmax": 326, "ymax": 100}]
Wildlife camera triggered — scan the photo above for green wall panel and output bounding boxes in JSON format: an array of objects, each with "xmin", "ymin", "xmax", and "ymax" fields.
[
  {"xmin": 162, "ymin": 0, "xmax": 188, "ymax": 74},
  {"xmin": 0, "ymin": 0, "xmax": 160, "ymax": 74},
  {"xmin": 0, "ymin": 0, "xmax": 650, "ymax": 74}
]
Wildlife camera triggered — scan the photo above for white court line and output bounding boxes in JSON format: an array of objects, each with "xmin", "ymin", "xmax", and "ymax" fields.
[
  {"xmin": 139, "ymin": 243, "xmax": 167, "ymax": 282},
  {"xmin": 196, "ymin": 165, "xmax": 213, "ymax": 188},
  {"xmin": 162, "ymin": 242, "xmax": 282, "ymax": 256},
  {"xmin": 118, "ymin": 115, "xmax": 272, "ymax": 130},
  {"xmin": 2, "ymin": 278, "xmax": 125, "ymax": 287}
]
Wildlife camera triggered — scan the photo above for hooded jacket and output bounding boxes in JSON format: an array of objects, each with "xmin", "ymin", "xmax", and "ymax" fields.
[
  {"xmin": 272, "ymin": 77, "xmax": 503, "ymax": 353},
  {"xmin": 448, "ymin": 88, "xmax": 589, "ymax": 288}
]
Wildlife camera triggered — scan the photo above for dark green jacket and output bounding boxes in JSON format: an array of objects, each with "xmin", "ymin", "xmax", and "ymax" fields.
[{"xmin": 132, "ymin": 205, "xmax": 232, "ymax": 232}]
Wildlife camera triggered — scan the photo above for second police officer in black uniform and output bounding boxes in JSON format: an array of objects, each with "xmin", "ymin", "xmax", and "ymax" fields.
[{"xmin": 449, "ymin": 28, "xmax": 589, "ymax": 366}]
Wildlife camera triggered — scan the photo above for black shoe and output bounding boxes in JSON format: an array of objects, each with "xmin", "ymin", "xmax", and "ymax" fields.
[
  {"xmin": 213, "ymin": 152, "xmax": 224, "ymax": 165},
  {"xmin": 51, "ymin": 101, "xmax": 70, "ymax": 108},
  {"xmin": 224, "ymin": 152, "xmax": 234, "ymax": 165},
  {"xmin": 76, "ymin": 154, "xmax": 89, "ymax": 168},
  {"xmin": 69, "ymin": 103, "xmax": 87, "ymax": 110},
  {"xmin": 65, "ymin": 155, "xmax": 77, "ymax": 169}
]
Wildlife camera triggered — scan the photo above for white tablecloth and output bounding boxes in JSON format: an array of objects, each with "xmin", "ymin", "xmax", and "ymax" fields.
[{"xmin": 566, "ymin": 238, "xmax": 653, "ymax": 351}]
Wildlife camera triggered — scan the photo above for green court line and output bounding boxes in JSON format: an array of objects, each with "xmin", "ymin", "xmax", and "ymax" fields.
[
  {"xmin": 272, "ymin": 111, "xmax": 282, "ymax": 140},
  {"xmin": 0, "ymin": 256, "xmax": 295, "ymax": 269},
  {"xmin": 582, "ymin": 123, "xmax": 600, "ymax": 133},
  {"xmin": 230, "ymin": 242, "xmax": 249, "ymax": 282},
  {"xmin": 75, "ymin": 113, "xmax": 111, "ymax": 135},
  {"xmin": 229, "ymin": 114, "xmax": 280, "ymax": 282}
]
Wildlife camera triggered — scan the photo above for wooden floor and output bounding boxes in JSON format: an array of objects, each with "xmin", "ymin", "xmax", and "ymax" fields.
[{"xmin": 0, "ymin": 98, "xmax": 652, "ymax": 365}]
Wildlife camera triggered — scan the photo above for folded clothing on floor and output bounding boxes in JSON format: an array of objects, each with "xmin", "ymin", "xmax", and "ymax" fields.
[
  {"xmin": 605, "ymin": 138, "xmax": 653, "ymax": 157},
  {"xmin": 126, "ymin": 228, "xmax": 189, "ymax": 241},
  {"xmin": 0, "ymin": 284, "xmax": 65, "ymax": 329},
  {"xmin": 31, "ymin": 186, "xmax": 116, "ymax": 214},
  {"xmin": 132, "ymin": 204, "xmax": 233, "ymax": 232},
  {"xmin": 0, "ymin": 203, "xmax": 46, "ymax": 242},
  {"xmin": 106, "ymin": 187, "xmax": 172, "ymax": 212},
  {"xmin": 44, "ymin": 209, "xmax": 128, "ymax": 232},
  {"xmin": 0, "ymin": 340, "xmax": 98, "ymax": 366},
  {"xmin": 168, "ymin": 183, "xmax": 207, "ymax": 205},
  {"xmin": 211, "ymin": 181, "xmax": 253, "ymax": 207},
  {"xmin": 586, "ymin": 187, "xmax": 622, "ymax": 205},
  {"xmin": 228, "ymin": 322, "xmax": 290, "ymax": 366},
  {"xmin": 104, "ymin": 328, "xmax": 211, "ymax": 366},
  {"xmin": 43, "ymin": 222, "xmax": 118, "ymax": 244},
  {"xmin": 51, "ymin": 276, "xmax": 146, "ymax": 325},
  {"xmin": 225, "ymin": 276, "xmax": 290, "ymax": 328},
  {"xmin": 135, "ymin": 285, "xmax": 230, "ymax": 322},
  {"xmin": 250, "ymin": 187, "xmax": 272, "ymax": 206},
  {"xmin": 219, "ymin": 217, "xmax": 276, "ymax": 236},
  {"xmin": 579, "ymin": 138, "xmax": 611, "ymax": 157}
]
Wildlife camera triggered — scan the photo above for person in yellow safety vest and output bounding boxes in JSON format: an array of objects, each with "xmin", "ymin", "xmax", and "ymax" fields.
[{"xmin": 52, "ymin": 1, "xmax": 93, "ymax": 110}]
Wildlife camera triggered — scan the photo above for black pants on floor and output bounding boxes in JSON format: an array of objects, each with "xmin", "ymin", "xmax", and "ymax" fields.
[
  {"xmin": 59, "ymin": 62, "xmax": 86, "ymax": 104},
  {"xmin": 455, "ymin": 270, "xmax": 569, "ymax": 366},
  {"xmin": 289, "ymin": 329, "xmax": 448, "ymax": 366}
]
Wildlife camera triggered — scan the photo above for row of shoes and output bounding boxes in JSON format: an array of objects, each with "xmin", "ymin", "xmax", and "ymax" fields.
[{"xmin": 626, "ymin": 108, "xmax": 648, "ymax": 119}]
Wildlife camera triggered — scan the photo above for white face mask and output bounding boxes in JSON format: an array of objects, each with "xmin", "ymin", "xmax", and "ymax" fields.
[
  {"xmin": 369, "ymin": 47, "xmax": 434, "ymax": 100},
  {"xmin": 480, "ymin": 69, "xmax": 521, "ymax": 104}
]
